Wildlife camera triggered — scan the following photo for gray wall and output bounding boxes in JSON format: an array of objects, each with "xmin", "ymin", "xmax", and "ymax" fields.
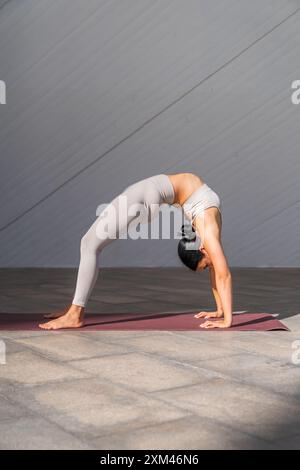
[{"xmin": 0, "ymin": 0, "xmax": 300, "ymax": 267}]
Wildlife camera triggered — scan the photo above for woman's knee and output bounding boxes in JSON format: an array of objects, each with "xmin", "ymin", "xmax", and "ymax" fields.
[{"xmin": 80, "ymin": 232, "xmax": 99, "ymax": 254}]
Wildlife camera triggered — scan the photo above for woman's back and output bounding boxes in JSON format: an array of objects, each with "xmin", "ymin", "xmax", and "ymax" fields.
[{"xmin": 167, "ymin": 172, "xmax": 204, "ymax": 206}]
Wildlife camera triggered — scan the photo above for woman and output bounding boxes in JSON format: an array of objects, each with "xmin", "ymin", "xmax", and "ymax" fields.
[{"xmin": 40, "ymin": 173, "xmax": 232, "ymax": 330}]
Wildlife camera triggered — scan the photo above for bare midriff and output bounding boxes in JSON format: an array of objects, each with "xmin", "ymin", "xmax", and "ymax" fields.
[{"xmin": 166, "ymin": 173, "xmax": 205, "ymax": 206}]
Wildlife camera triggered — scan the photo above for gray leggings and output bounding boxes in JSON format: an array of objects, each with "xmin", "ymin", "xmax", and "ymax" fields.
[{"xmin": 72, "ymin": 174, "xmax": 175, "ymax": 307}]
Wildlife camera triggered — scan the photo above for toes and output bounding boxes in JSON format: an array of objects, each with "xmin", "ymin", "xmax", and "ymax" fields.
[{"xmin": 39, "ymin": 322, "xmax": 53, "ymax": 330}]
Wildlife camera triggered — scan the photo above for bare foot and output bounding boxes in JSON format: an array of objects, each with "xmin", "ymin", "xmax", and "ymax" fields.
[
  {"xmin": 39, "ymin": 305, "xmax": 84, "ymax": 330},
  {"xmin": 43, "ymin": 304, "xmax": 80, "ymax": 319},
  {"xmin": 43, "ymin": 310, "xmax": 67, "ymax": 319}
]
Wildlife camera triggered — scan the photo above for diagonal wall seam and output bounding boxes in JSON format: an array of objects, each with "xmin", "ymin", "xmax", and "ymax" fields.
[{"xmin": 0, "ymin": 0, "xmax": 12, "ymax": 12}]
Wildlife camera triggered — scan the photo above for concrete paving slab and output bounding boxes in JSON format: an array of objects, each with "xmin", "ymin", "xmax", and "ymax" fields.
[
  {"xmin": 152, "ymin": 377, "xmax": 300, "ymax": 442},
  {"xmin": 0, "ymin": 416, "xmax": 92, "ymax": 450},
  {"xmin": 197, "ymin": 353, "xmax": 300, "ymax": 399},
  {"xmin": 15, "ymin": 333, "xmax": 129, "ymax": 361},
  {"xmin": 173, "ymin": 331, "xmax": 300, "ymax": 362},
  {"xmin": 0, "ymin": 350, "xmax": 91, "ymax": 385},
  {"xmin": 283, "ymin": 315, "xmax": 300, "ymax": 333},
  {"xmin": 92, "ymin": 415, "xmax": 275, "ymax": 450},
  {"xmin": 9, "ymin": 378, "xmax": 190, "ymax": 439},
  {"xmin": 0, "ymin": 394, "xmax": 30, "ymax": 421},
  {"xmin": 67, "ymin": 330, "xmax": 169, "ymax": 342},
  {"xmin": 110, "ymin": 332, "xmax": 239, "ymax": 363},
  {"xmin": 70, "ymin": 352, "xmax": 220, "ymax": 392},
  {"xmin": 0, "ymin": 330, "xmax": 54, "ymax": 340},
  {"xmin": 274, "ymin": 433, "xmax": 300, "ymax": 449}
]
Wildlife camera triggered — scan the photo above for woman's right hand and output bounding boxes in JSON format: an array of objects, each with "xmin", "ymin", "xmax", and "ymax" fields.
[{"xmin": 194, "ymin": 310, "xmax": 223, "ymax": 319}]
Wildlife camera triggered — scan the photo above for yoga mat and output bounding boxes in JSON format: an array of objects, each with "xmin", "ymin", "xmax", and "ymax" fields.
[{"xmin": 0, "ymin": 312, "xmax": 289, "ymax": 331}]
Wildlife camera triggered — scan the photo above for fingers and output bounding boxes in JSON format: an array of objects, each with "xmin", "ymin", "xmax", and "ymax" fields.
[
  {"xmin": 199, "ymin": 320, "xmax": 217, "ymax": 329},
  {"xmin": 204, "ymin": 313, "xmax": 217, "ymax": 319},
  {"xmin": 194, "ymin": 312, "xmax": 216, "ymax": 319},
  {"xmin": 194, "ymin": 311, "xmax": 206, "ymax": 318}
]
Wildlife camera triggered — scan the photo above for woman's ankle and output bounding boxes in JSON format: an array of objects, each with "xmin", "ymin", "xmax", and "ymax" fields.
[
  {"xmin": 69, "ymin": 304, "xmax": 85, "ymax": 317},
  {"xmin": 71, "ymin": 303, "xmax": 84, "ymax": 309}
]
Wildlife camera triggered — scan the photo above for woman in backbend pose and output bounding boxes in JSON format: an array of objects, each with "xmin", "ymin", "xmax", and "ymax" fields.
[{"xmin": 40, "ymin": 173, "xmax": 232, "ymax": 330}]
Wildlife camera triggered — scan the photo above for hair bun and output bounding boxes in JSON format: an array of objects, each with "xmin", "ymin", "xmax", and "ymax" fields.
[
  {"xmin": 177, "ymin": 233, "xmax": 203, "ymax": 271},
  {"xmin": 180, "ymin": 223, "xmax": 197, "ymax": 241}
]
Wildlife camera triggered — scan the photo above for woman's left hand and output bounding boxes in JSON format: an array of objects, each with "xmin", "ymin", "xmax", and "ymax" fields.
[{"xmin": 199, "ymin": 319, "xmax": 231, "ymax": 329}]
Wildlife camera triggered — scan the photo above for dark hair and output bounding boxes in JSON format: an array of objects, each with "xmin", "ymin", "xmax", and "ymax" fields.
[{"xmin": 177, "ymin": 224, "xmax": 203, "ymax": 271}]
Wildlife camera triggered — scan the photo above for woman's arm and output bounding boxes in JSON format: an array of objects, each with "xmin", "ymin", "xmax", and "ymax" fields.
[
  {"xmin": 194, "ymin": 212, "xmax": 232, "ymax": 328},
  {"xmin": 194, "ymin": 264, "xmax": 223, "ymax": 319},
  {"xmin": 203, "ymin": 237, "xmax": 232, "ymax": 328},
  {"xmin": 209, "ymin": 264, "xmax": 224, "ymax": 315}
]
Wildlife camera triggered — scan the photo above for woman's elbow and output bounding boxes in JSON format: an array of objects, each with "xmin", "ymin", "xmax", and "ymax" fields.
[{"xmin": 216, "ymin": 269, "xmax": 231, "ymax": 283}]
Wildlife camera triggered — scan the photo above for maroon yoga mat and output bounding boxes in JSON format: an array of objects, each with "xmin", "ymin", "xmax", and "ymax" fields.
[{"xmin": 0, "ymin": 312, "xmax": 289, "ymax": 331}]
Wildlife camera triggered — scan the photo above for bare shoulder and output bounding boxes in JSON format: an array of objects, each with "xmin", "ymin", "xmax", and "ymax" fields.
[
  {"xmin": 194, "ymin": 207, "xmax": 222, "ymax": 239},
  {"xmin": 167, "ymin": 172, "xmax": 206, "ymax": 205},
  {"xmin": 186, "ymin": 172, "xmax": 203, "ymax": 183},
  {"xmin": 167, "ymin": 172, "xmax": 204, "ymax": 191},
  {"xmin": 194, "ymin": 209, "xmax": 228, "ymax": 274}
]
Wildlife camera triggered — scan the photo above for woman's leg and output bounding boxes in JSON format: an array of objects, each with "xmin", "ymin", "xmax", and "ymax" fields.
[
  {"xmin": 72, "ymin": 198, "xmax": 122, "ymax": 308},
  {"xmin": 39, "ymin": 187, "xmax": 147, "ymax": 329}
]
